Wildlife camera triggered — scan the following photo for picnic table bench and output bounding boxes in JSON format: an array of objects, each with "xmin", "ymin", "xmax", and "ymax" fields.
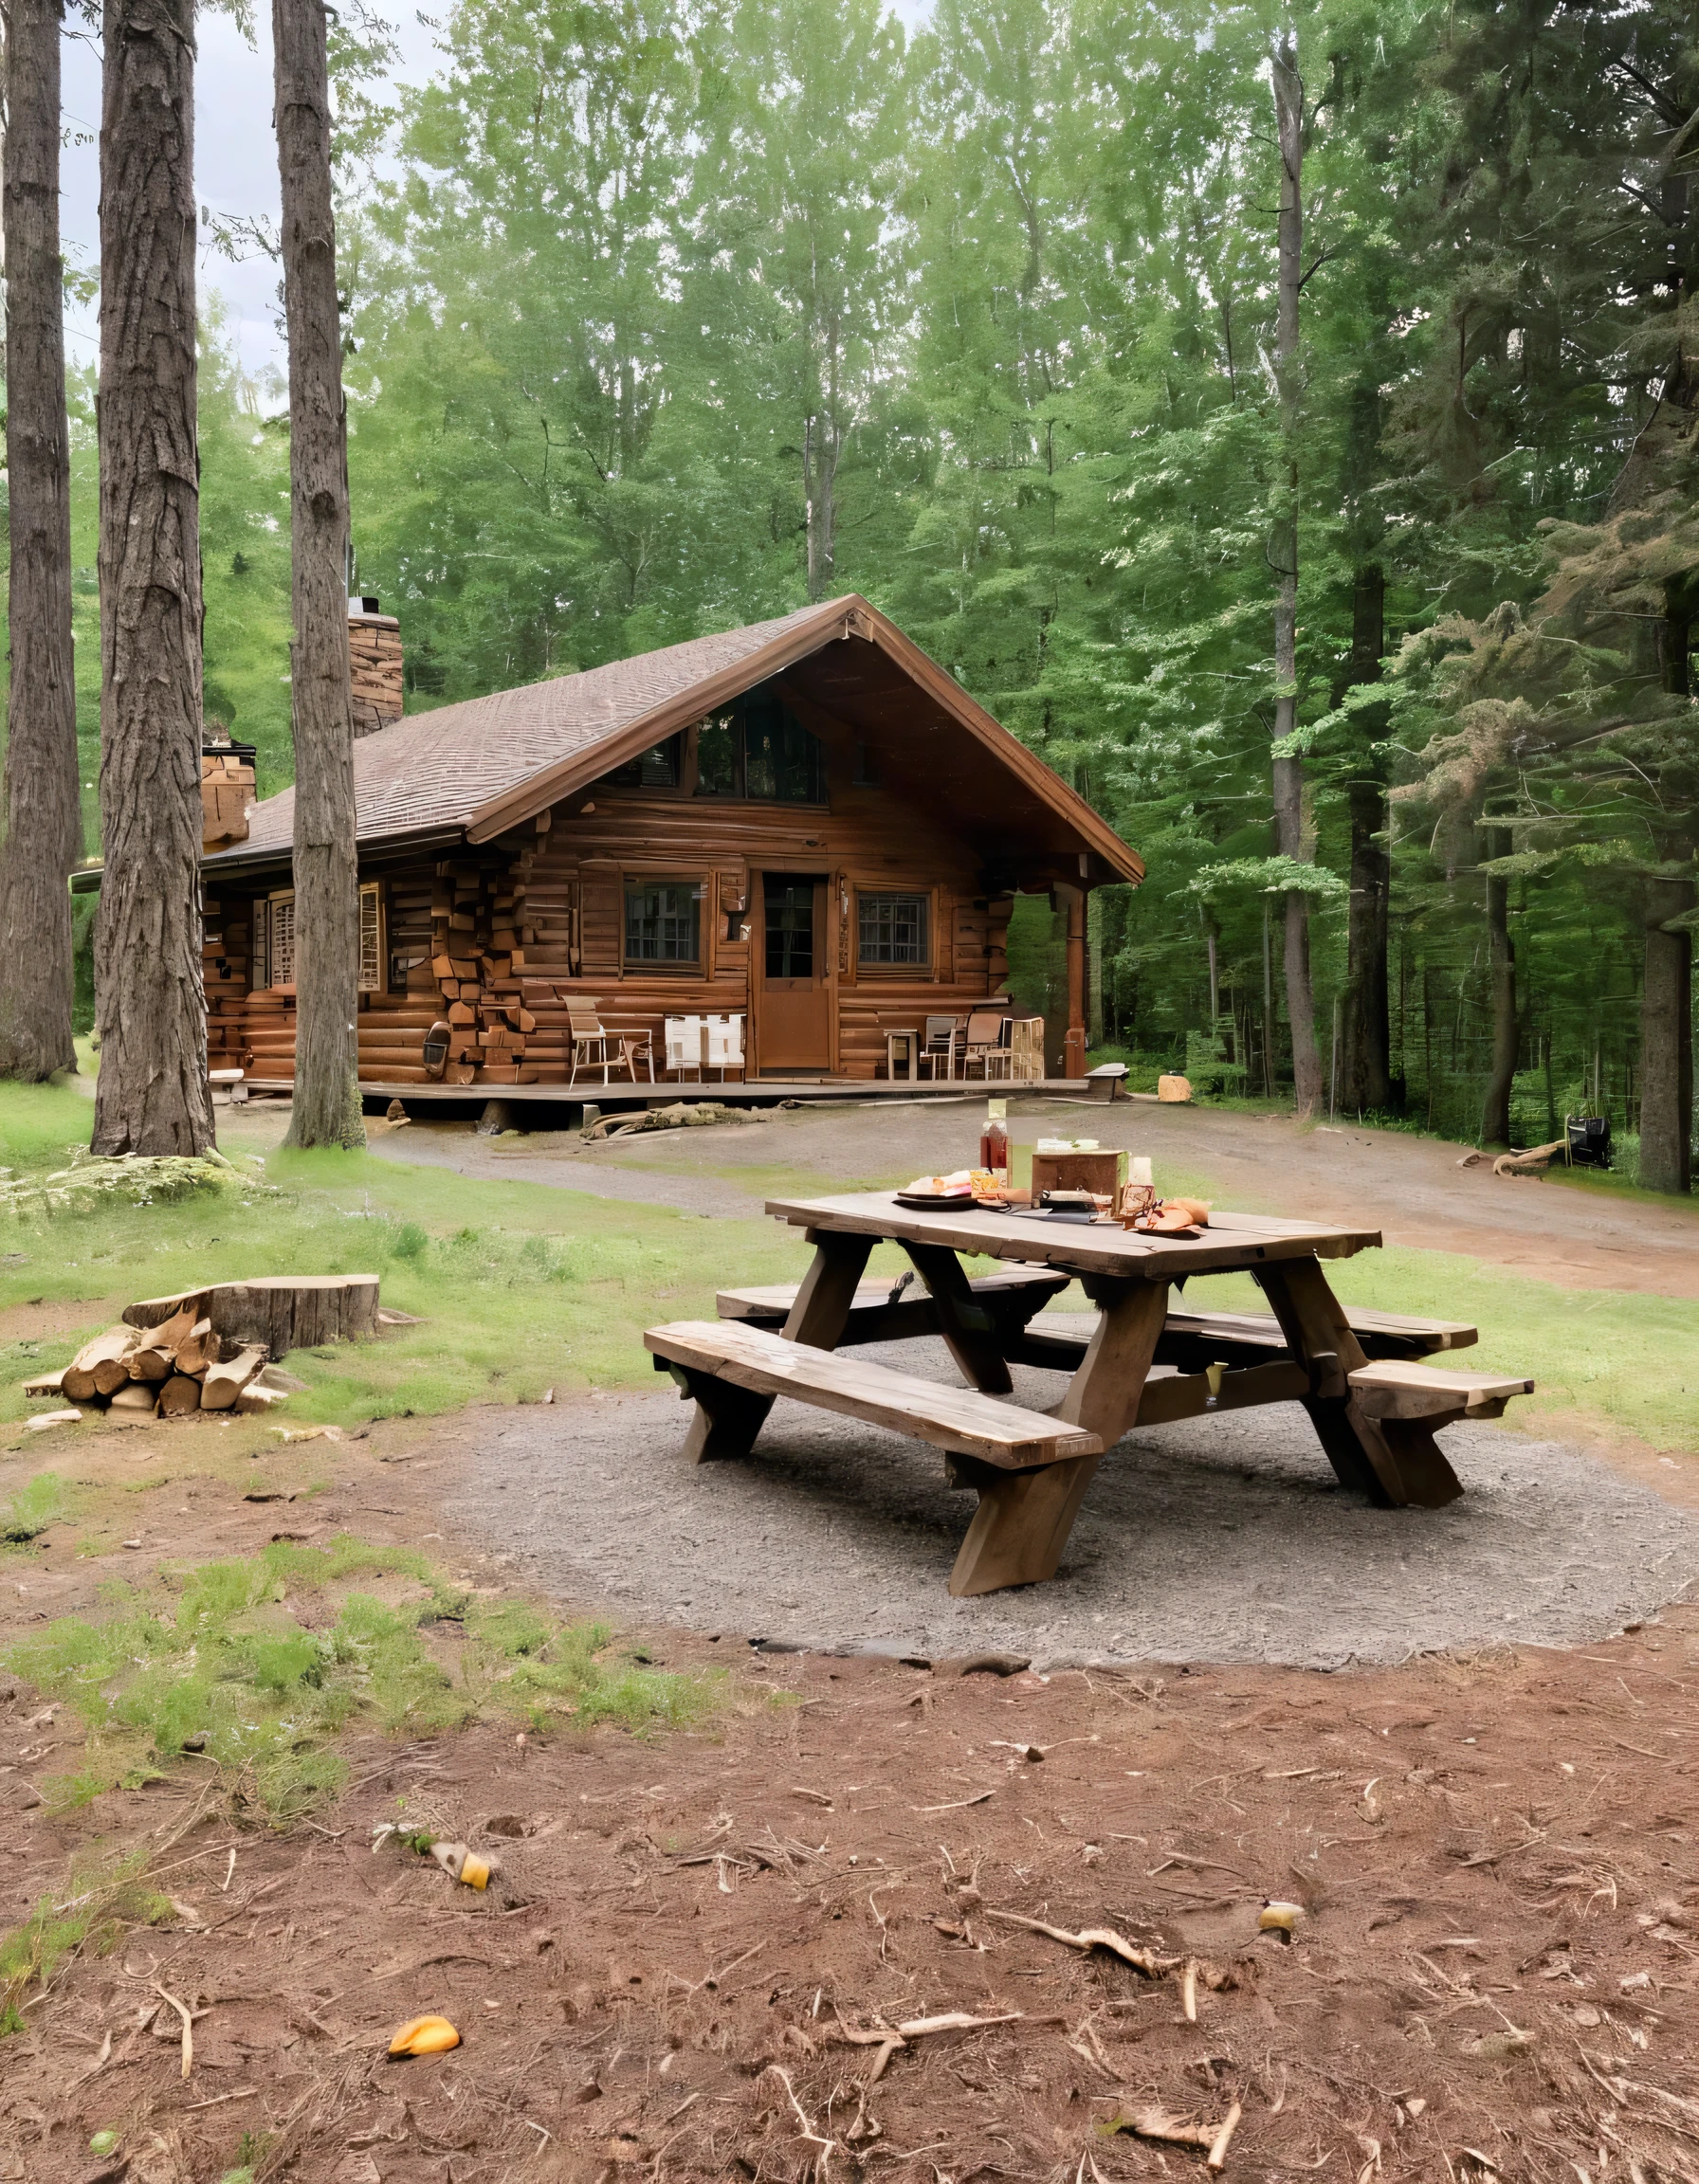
[{"xmin": 645, "ymin": 1191, "xmax": 1535, "ymax": 1597}]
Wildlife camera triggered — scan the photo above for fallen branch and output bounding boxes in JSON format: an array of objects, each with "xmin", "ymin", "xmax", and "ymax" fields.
[
  {"xmin": 1492, "ymin": 1138, "xmax": 1567, "ymax": 1178},
  {"xmin": 986, "ymin": 1909, "xmax": 1177, "ymax": 1976}
]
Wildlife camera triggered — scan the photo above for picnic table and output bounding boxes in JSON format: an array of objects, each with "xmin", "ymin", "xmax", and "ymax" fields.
[{"xmin": 646, "ymin": 1191, "xmax": 1533, "ymax": 1598}]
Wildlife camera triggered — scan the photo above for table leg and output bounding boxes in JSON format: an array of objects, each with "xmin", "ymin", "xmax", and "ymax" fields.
[
  {"xmin": 782, "ymin": 1230, "xmax": 876, "ymax": 1349},
  {"xmin": 901, "ymin": 1243, "xmax": 1014, "ymax": 1395},
  {"xmin": 1255, "ymin": 1258, "xmax": 1462, "ymax": 1508},
  {"xmin": 948, "ymin": 1280, "xmax": 1168, "ymax": 1596}
]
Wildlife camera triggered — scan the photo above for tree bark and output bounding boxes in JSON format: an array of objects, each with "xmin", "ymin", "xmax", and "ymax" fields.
[
  {"xmin": 1479, "ymin": 827, "xmax": 1517, "ymax": 1147},
  {"xmin": 1638, "ymin": 873, "xmax": 1693, "ymax": 1194},
  {"xmin": 0, "ymin": 0, "xmax": 82, "ymax": 1081},
  {"xmin": 1270, "ymin": 30, "xmax": 1322, "ymax": 1117},
  {"xmin": 275, "ymin": 0, "xmax": 366, "ymax": 1150},
  {"xmin": 91, "ymin": 0, "xmax": 215, "ymax": 1156},
  {"xmin": 1339, "ymin": 564, "xmax": 1392, "ymax": 1113}
]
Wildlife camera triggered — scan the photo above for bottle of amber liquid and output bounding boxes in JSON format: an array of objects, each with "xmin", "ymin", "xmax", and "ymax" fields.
[{"xmin": 979, "ymin": 1098, "xmax": 1009, "ymax": 1183}]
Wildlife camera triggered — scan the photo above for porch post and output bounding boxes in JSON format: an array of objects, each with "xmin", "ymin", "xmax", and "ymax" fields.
[{"xmin": 1062, "ymin": 885, "xmax": 1087, "ymax": 1080}]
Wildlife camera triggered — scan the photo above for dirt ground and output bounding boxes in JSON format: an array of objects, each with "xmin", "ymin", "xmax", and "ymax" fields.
[
  {"xmin": 5, "ymin": 1100, "xmax": 1699, "ymax": 2181},
  {"xmin": 3, "ymin": 1426, "xmax": 1698, "ymax": 2183}
]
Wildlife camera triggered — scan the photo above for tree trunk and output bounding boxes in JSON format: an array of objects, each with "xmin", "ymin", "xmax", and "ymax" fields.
[
  {"xmin": 804, "ymin": 408, "xmax": 839, "ymax": 603},
  {"xmin": 0, "ymin": 0, "xmax": 81, "ymax": 1082},
  {"xmin": 91, "ymin": 0, "xmax": 215, "ymax": 1156},
  {"xmin": 275, "ymin": 0, "xmax": 366, "ymax": 1151},
  {"xmin": 1339, "ymin": 565, "xmax": 1392, "ymax": 1113},
  {"xmin": 1638, "ymin": 873, "xmax": 1693, "ymax": 1194},
  {"xmin": 1270, "ymin": 31, "xmax": 1322, "ymax": 1117},
  {"xmin": 1479, "ymin": 828, "xmax": 1517, "ymax": 1147}
]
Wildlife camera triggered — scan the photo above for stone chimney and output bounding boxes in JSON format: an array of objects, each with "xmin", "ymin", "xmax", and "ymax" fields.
[
  {"xmin": 201, "ymin": 731, "xmax": 257, "ymax": 852},
  {"xmin": 348, "ymin": 595, "xmax": 404, "ymax": 737}
]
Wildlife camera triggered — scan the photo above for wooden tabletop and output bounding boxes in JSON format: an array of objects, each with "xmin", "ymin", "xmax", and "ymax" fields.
[{"xmin": 764, "ymin": 1191, "xmax": 1381, "ymax": 1280}]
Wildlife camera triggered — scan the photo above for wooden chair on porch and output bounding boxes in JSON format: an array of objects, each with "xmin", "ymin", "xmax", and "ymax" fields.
[
  {"xmin": 568, "ymin": 997, "xmax": 653, "ymax": 1085},
  {"xmin": 959, "ymin": 1010, "xmax": 1012, "ymax": 1080},
  {"xmin": 917, "ymin": 1015, "xmax": 962, "ymax": 1080}
]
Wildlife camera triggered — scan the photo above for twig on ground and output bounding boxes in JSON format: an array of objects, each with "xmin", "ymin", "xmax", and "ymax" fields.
[
  {"xmin": 763, "ymin": 2063, "xmax": 840, "ymax": 2174},
  {"xmin": 153, "ymin": 1979, "xmax": 195, "ymax": 2078}
]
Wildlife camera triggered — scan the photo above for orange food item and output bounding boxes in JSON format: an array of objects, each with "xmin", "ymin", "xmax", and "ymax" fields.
[{"xmin": 389, "ymin": 2013, "xmax": 461, "ymax": 2057}]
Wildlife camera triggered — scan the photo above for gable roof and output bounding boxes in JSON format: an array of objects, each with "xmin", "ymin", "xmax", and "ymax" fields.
[{"xmin": 200, "ymin": 595, "xmax": 1143, "ymax": 884}]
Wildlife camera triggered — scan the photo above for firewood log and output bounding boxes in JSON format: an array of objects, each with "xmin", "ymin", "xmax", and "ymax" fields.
[
  {"xmin": 173, "ymin": 1320, "xmax": 221, "ymax": 1377},
  {"xmin": 201, "ymin": 1345, "xmax": 266, "ymax": 1411},
  {"xmin": 64, "ymin": 1328, "xmax": 139, "ymax": 1402},
  {"xmin": 157, "ymin": 1374, "xmax": 202, "ymax": 1417},
  {"xmin": 234, "ymin": 1383, "xmax": 290, "ymax": 1414}
]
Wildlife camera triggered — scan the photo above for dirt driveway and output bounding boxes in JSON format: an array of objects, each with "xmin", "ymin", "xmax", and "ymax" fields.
[{"xmin": 324, "ymin": 1096, "xmax": 1699, "ymax": 1299}]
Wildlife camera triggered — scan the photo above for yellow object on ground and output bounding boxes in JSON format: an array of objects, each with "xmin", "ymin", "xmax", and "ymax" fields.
[{"xmin": 389, "ymin": 2013, "xmax": 461, "ymax": 2056}]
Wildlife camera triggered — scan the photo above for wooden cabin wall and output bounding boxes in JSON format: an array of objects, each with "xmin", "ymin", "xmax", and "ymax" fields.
[{"xmin": 207, "ymin": 774, "xmax": 1017, "ymax": 1087}]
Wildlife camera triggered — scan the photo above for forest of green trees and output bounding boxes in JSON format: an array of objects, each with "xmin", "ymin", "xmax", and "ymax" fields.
[{"xmin": 39, "ymin": 0, "xmax": 1699, "ymax": 1173}]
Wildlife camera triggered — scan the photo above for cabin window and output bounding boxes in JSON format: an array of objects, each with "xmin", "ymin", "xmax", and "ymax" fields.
[
  {"xmin": 254, "ymin": 883, "xmax": 383, "ymax": 992},
  {"xmin": 624, "ymin": 878, "xmax": 703, "ymax": 968},
  {"xmin": 358, "ymin": 881, "xmax": 385, "ymax": 993},
  {"xmin": 858, "ymin": 891, "xmax": 930, "ymax": 969},
  {"xmin": 255, "ymin": 889, "xmax": 296, "ymax": 989},
  {"xmin": 603, "ymin": 732, "xmax": 685, "ymax": 790},
  {"xmin": 693, "ymin": 685, "xmax": 824, "ymax": 805}
]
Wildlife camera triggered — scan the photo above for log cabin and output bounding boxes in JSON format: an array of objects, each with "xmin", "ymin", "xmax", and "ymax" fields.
[{"xmin": 186, "ymin": 596, "xmax": 1144, "ymax": 1093}]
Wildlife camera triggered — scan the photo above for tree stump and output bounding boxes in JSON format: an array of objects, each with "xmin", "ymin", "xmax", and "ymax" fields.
[{"xmin": 124, "ymin": 1275, "xmax": 380, "ymax": 1359}]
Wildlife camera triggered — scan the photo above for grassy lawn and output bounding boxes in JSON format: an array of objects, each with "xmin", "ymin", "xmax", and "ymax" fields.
[
  {"xmin": 1167, "ymin": 1255, "xmax": 1698, "ymax": 1457},
  {"xmin": 2, "ymin": 1081, "xmax": 814, "ymax": 1436},
  {"xmin": 4, "ymin": 1078, "xmax": 1695, "ymax": 1459}
]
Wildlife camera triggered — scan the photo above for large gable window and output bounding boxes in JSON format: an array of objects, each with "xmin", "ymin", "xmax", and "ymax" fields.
[
  {"xmin": 693, "ymin": 683, "xmax": 824, "ymax": 805},
  {"xmin": 624, "ymin": 878, "xmax": 703, "ymax": 968},
  {"xmin": 602, "ymin": 732, "xmax": 684, "ymax": 790}
]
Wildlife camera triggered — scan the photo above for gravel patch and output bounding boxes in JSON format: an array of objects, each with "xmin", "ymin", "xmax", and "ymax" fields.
[{"xmin": 447, "ymin": 1338, "xmax": 1697, "ymax": 1669}]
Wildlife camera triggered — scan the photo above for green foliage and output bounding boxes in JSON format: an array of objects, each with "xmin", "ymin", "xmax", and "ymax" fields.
[
  {"xmin": 1, "ymin": 1471, "xmax": 76, "ymax": 1546},
  {"xmin": 0, "ymin": 1847, "xmax": 166, "ymax": 2032},
  {"xmin": 4, "ymin": 1537, "xmax": 720, "ymax": 1824},
  {"xmin": 11, "ymin": 0, "xmax": 1690, "ymax": 1163}
]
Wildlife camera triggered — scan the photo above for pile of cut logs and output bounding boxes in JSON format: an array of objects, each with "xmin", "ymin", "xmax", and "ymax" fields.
[
  {"xmin": 26, "ymin": 1307, "xmax": 284, "ymax": 1419},
  {"xmin": 431, "ymin": 854, "xmax": 541, "ymax": 1084},
  {"xmin": 19, "ymin": 1276, "xmax": 380, "ymax": 1424}
]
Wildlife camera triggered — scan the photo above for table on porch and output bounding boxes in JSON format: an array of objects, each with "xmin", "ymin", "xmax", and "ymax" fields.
[{"xmin": 645, "ymin": 1192, "xmax": 1532, "ymax": 1597}]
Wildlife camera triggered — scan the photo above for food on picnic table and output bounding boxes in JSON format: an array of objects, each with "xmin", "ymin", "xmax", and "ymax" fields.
[
  {"xmin": 901, "ymin": 1169, "xmax": 1007, "ymax": 1201},
  {"xmin": 1120, "ymin": 1189, "xmax": 1213, "ymax": 1234}
]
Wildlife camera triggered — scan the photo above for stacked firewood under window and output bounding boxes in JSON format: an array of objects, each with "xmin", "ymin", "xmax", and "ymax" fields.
[
  {"xmin": 430, "ymin": 850, "xmax": 543, "ymax": 1083},
  {"xmin": 201, "ymin": 895, "xmax": 252, "ymax": 1065}
]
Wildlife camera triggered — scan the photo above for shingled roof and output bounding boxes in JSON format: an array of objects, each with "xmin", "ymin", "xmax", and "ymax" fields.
[
  {"xmin": 192, "ymin": 592, "xmax": 1143, "ymax": 885},
  {"xmin": 216, "ymin": 598, "xmax": 848, "ymax": 868}
]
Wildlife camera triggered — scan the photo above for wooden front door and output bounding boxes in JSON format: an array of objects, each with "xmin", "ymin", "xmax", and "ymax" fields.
[{"xmin": 756, "ymin": 871, "xmax": 831, "ymax": 1074}]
